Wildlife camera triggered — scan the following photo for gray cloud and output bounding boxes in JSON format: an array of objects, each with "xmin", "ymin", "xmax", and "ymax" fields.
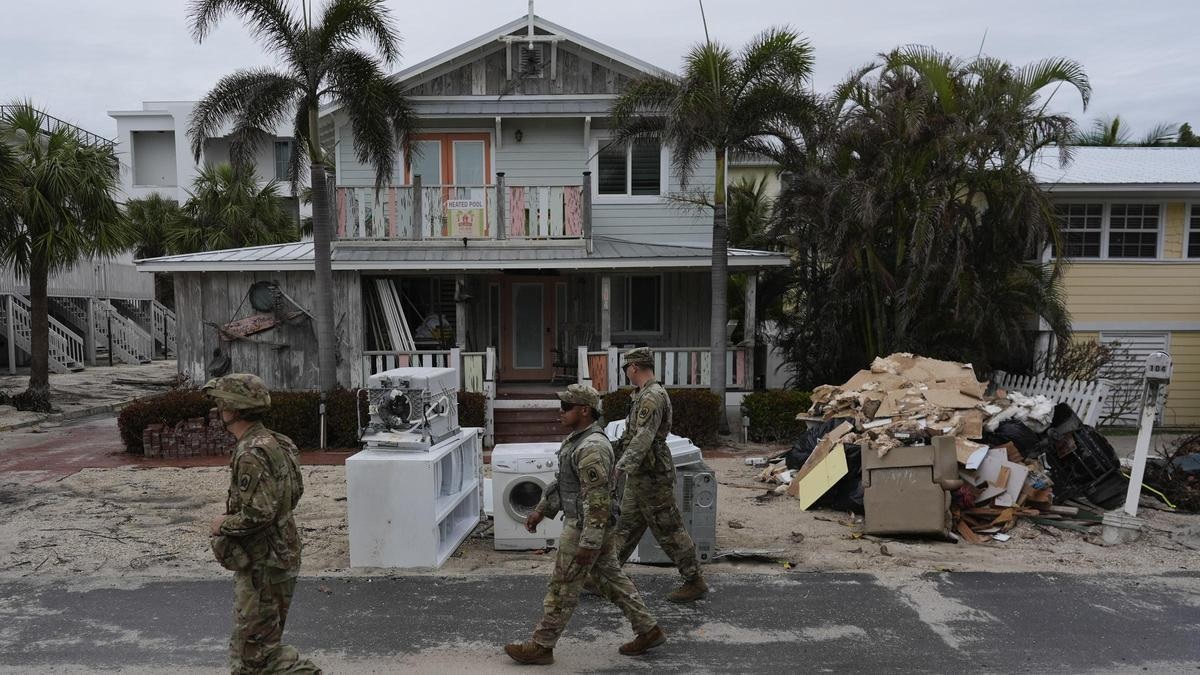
[{"xmin": 1, "ymin": 0, "xmax": 1196, "ymax": 139}]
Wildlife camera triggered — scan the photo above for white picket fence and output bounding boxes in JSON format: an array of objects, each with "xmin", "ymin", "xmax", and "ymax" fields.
[
  {"xmin": 578, "ymin": 346, "xmax": 751, "ymax": 393},
  {"xmin": 991, "ymin": 371, "xmax": 1109, "ymax": 427}
]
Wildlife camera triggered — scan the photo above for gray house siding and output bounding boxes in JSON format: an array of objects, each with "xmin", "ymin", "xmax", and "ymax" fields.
[
  {"xmin": 172, "ymin": 270, "xmax": 364, "ymax": 389},
  {"xmin": 496, "ymin": 118, "xmax": 586, "ymax": 186}
]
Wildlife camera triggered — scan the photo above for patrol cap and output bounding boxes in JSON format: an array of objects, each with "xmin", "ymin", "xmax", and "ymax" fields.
[
  {"xmin": 203, "ymin": 373, "xmax": 271, "ymax": 411},
  {"xmin": 623, "ymin": 347, "xmax": 654, "ymax": 368},
  {"xmin": 557, "ymin": 383, "xmax": 601, "ymax": 411}
]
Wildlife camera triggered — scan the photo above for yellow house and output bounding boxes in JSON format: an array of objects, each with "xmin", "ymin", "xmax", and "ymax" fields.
[{"xmin": 1036, "ymin": 146, "xmax": 1200, "ymax": 426}]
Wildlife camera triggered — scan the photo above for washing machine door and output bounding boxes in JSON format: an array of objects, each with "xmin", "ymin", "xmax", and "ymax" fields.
[{"xmin": 503, "ymin": 474, "xmax": 552, "ymax": 524}]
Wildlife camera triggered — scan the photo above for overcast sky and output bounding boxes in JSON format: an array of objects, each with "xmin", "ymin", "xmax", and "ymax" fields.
[{"xmin": 2, "ymin": 0, "xmax": 1197, "ymax": 139}]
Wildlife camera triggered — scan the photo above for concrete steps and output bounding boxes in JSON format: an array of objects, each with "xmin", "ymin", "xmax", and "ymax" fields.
[{"xmin": 493, "ymin": 406, "xmax": 563, "ymax": 445}]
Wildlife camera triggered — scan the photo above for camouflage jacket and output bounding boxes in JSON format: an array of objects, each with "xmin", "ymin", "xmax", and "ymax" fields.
[
  {"xmin": 536, "ymin": 422, "xmax": 615, "ymax": 550},
  {"xmin": 220, "ymin": 423, "xmax": 304, "ymax": 573},
  {"xmin": 615, "ymin": 378, "xmax": 673, "ymax": 475}
]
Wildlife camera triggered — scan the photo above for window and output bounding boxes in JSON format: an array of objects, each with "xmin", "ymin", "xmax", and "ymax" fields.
[
  {"xmin": 1107, "ymin": 203, "xmax": 1159, "ymax": 258},
  {"xmin": 1188, "ymin": 205, "xmax": 1200, "ymax": 258},
  {"xmin": 622, "ymin": 275, "xmax": 662, "ymax": 333},
  {"xmin": 597, "ymin": 140, "xmax": 663, "ymax": 197},
  {"xmin": 1055, "ymin": 203, "xmax": 1102, "ymax": 258},
  {"xmin": 273, "ymin": 141, "xmax": 292, "ymax": 181},
  {"xmin": 1052, "ymin": 202, "xmax": 1161, "ymax": 260}
]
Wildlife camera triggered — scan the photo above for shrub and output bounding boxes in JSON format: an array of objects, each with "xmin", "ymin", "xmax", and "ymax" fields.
[
  {"xmin": 601, "ymin": 387, "xmax": 722, "ymax": 448},
  {"xmin": 118, "ymin": 389, "xmax": 210, "ymax": 453},
  {"xmin": 119, "ymin": 388, "xmax": 487, "ymax": 453},
  {"xmin": 741, "ymin": 389, "xmax": 813, "ymax": 442}
]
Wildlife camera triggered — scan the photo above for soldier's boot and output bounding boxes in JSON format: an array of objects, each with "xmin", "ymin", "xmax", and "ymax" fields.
[
  {"xmin": 667, "ymin": 576, "xmax": 708, "ymax": 603},
  {"xmin": 619, "ymin": 625, "xmax": 667, "ymax": 656},
  {"xmin": 504, "ymin": 640, "xmax": 554, "ymax": 665}
]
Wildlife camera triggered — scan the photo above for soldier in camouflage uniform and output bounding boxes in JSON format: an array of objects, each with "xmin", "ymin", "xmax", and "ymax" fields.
[
  {"xmin": 504, "ymin": 384, "xmax": 665, "ymax": 665},
  {"xmin": 205, "ymin": 374, "xmax": 322, "ymax": 675},
  {"xmin": 613, "ymin": 347, "xmax": 708, "ymax": 603}
]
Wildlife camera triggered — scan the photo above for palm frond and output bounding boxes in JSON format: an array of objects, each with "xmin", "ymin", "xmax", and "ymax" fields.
[
  {"xmin": 187, "ymin": 68, "xmax": 302, "ymax": 162},
  {"xmin": 318, "ymin": 0, "xmax": 401, "ymax": 63},
  {"xmin": 187, "ymin": 0, "xmax": 300, "ymax": 58},
  {"xmin": 325, "ymin": 48, "xmax": 417, "ymax": 190}
]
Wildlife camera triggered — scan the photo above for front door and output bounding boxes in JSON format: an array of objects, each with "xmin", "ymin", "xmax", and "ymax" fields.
[{"xmin": 497, "ymin": 277, "xmax": 558, "ymax": 381}]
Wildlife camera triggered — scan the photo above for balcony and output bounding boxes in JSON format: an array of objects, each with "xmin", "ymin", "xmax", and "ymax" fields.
[{"xmin": 335, "ymin": 172, "xmax": 591, "ymax": 242}]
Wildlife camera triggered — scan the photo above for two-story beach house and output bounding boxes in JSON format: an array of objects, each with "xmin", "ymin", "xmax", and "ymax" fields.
[{"xmin": 134, "ymin": 13, "xmax": 791, "ymax": 442}]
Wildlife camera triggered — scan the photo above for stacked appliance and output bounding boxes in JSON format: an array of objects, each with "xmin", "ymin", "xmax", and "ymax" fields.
[
  {"xmin": 491, "ymin": 443, "xmax": 565, "ymax": 550},
  {"xmin": 347, "ymin": 367, "xmax": 483, "ymax": 568},
  {"xmin": 603, "ymin": 420, "xmax": 716, "ymax": 565}
]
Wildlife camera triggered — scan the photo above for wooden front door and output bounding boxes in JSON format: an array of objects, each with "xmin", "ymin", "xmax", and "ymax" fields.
[{"xmin": 497, "ymin": 277, "xmax": 559, "ymax": 381}]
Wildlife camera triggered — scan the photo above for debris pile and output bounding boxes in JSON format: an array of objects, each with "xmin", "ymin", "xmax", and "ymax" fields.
[{"xmin": 756, "ymin": 353, "xmax": 1123, "ymax": 543}]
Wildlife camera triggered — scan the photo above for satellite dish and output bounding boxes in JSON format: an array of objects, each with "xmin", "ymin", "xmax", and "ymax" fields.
[{"xmin": 249, "ymin": 281, "xmax": 279, "ymax": 313}]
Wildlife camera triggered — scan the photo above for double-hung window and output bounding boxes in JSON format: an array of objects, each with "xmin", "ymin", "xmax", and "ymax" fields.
[
  {"xmin": 1187, "ymin": 205, "xmax": 1200, "ymax": 258},
  {"xmin": 1053, "ymin": 203, "xmax": 1161, "ymax": 260},
  {"xmin": 273, "ymin": 141, "xmax": 292, "ymax": 181}
]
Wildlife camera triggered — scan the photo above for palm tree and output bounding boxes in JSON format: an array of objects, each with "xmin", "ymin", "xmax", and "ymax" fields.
[
  {"xmin": 0, "ymin": 103, "xmax": 130, "ymax": 408},
  {"xmin": 187, "ymin": 0, "xmax": 416, "ymax": 392},
  {"xmin": 771, "ymin": 47, "xmax": 1091, "ymax": 387},
  {"xmin": 609, "ymin": 29, "xmax": 816, "ymax": 431},
  {"xmin": 169, "ymin": 163, "xmax": 299, "ymax": 254},
  {"xmin": 126, "ymin": 193, "xmax": 184, "ymax": 260},
  {"xmin": 1075, "ymin": 115, "xmax": 1178, "ymax": 146}
]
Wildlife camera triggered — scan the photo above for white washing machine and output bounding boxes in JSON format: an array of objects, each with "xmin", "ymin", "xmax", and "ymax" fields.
[{"xmin": 491, "ymin": 443, "xmax": 564, "ymax": 550}]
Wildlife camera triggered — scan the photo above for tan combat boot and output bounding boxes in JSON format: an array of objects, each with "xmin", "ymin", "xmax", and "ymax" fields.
[
  {"xmin": 667, "ymin": 577, "xmax": 708, "ymax": 603},
  {"xmin": 619, "ymin": 625, "xmax": 667, "ymax": 656},
  {"xmin": 504, "ymin": 640, "xmax": 554, "ymax": 665}
]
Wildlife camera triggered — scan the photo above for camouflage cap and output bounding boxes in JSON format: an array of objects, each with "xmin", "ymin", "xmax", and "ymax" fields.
[
  {"xmin": 557, "ymin": 383, "xmax": 601, "ymax": 410},
  {"xmin": 203, "ymin": 373, "xmax": 271, "ymax": 411},
  {"xmin": 623, "ymin": 347, "xmax": 655, "ymax": 368}
]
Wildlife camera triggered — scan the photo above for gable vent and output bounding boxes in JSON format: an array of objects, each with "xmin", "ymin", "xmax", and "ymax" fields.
[{"xmin": 518, "ymin": 44, "xmax": 545, "ymax": 78}]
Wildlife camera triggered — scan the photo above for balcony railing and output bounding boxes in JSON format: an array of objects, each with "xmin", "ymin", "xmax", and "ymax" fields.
[
  {"xmin": 577, "ymin": 346, "xmax": 751, "ymax": 393},
  {"xmin": 336, "ymin": 172, "xmax": 592, "ymax": 242}
]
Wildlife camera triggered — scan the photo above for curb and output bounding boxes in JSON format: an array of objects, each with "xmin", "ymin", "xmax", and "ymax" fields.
[{"xmin": 0, "ymin": 394, "xmax": 159, "ymax": 433}]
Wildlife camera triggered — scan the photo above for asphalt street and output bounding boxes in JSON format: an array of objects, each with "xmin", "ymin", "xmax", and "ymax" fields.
[{"xmin": 1, "ymin": 571, "xmax": 1198, "ymax": 673}]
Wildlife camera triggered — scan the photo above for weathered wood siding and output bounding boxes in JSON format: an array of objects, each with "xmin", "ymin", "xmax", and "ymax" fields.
[
  {"xmin": 608, "ymin": 271, "xmax": 711, "ymax": 347},
  {"xmin": 172, "ymin": 270, "xmax": 364, "ymax": 390},
  {"xmin": 404, "ymin": 41, "xmax": 637, "ymax": 97}
]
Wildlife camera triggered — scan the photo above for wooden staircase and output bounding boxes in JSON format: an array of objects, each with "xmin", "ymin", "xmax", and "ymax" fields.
[
  {"xmin": 493, "ymin": 407, "xmax": 564, "ymax": 445},
  {"xmin": 1, "ymin": 293, "xmax": 86, "ymax": 373}
]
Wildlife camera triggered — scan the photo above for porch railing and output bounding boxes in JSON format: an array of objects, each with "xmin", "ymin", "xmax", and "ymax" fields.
[
  {"xmin": 336, "ymin": 172, "xmax": 591, "ymax": 243},
  {"xmin": 360, "ymin": 347, "xmax": 497, "ymax": 445},
  {"xmin": 578, "ymin": 346, "xmax": 750, "ymax": 393}
]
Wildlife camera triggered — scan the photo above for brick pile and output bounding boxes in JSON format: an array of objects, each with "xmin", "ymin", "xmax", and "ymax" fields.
[{"xmin": 142, "ymin": 409, "xmax": 236, "ymax": 457}]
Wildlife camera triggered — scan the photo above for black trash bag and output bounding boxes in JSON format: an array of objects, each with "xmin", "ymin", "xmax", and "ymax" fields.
[
  {"xmin": 786, "ymin": 418, "xmax": 853, "ymax": 470},
  {"xmin": 983, "ymin": 420, "xmax": 1043, "ymax": 458},
  {"xmin": 784, "ymin": 418, "xmax": 864, "ymax": 514}
]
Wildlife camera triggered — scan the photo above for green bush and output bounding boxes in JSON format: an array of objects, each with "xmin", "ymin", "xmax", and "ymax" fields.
[
  {"xmin": 118, "ymin": 389, "xmax": 211, "ymax": 453},
  {"xmin": 741, "ymin": 389, "xmax": 813, "ymax": 442},
  {"xmin": 601, "ymin": 387, "xmax": 722, "ymax": 448},
  {"xmin": 118, "ymin": 388, "xmax": 487, "ymax": 453}
]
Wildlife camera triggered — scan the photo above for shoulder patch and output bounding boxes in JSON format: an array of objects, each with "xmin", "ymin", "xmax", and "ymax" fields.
[{"xmin": 238, "ymin": 473, "xmax": 252, "ymax": 491}]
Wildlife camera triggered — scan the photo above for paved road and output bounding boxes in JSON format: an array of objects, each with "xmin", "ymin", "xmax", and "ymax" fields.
[{"xmin": 1, "ymin": 572, "xmax": 1197, "ymax": 673}]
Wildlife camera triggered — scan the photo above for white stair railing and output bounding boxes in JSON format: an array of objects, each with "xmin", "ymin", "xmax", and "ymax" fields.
[
  {"xmin": 2, "ymin": 293, "xmax": 85, "ymax": 373},
  {"xmin": 93, "ymin": 300, "xmax": 153, "ymax": 365},
  {"xmin": 150, "ymin": 300, "xmax": 176, "ymax": 357}
]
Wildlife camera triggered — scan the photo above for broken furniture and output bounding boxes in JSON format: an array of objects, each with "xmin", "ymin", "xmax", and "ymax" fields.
[{"xmin": 862, "ymin": 436, "xmax": 962, "ymax": 538}]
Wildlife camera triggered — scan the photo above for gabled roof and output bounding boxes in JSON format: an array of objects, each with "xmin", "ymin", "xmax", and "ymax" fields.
[
  {"xmin": 320, "ymin": 14, "xmax": 671, "ymax": 116},
  {"xmin": 1033, "ymin": 146, "xmax": 1200, "ymax": 190},
  {"xmin": 134, "ymin": 237, "xmax": 789, "ymax": 273}
]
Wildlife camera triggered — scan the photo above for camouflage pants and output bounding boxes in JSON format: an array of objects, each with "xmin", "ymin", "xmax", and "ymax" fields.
[
  {"xmin": 230, "ymin": 568, "xmax": 322, "ymax": 674},
  {"xmin": 532, "ymin": 522, "xmax": 657, "ymax": 648},
  {"xmin": 615, "ymin": 472, "xmax": 702, "ymax": 582}
]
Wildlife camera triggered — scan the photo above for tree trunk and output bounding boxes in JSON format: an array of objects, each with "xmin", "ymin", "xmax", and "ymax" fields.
[
  {"xmin": 711, "ymin": 149, "xmax": 730, "ymax": 434},
  {"xmin": 26, "ymin": 258, "xmax": 51, "ymax": 407},
  {"xmin": 310, "ymin": 161, "xmax": 338, "ymax": 393}
]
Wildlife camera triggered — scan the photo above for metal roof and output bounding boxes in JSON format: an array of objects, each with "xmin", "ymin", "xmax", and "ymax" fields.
[
  {"xmin": 1034, "ymin": 146, "xmax": 1200, "ymax": 190},
  {"xmin": 135, "ymin": 237, "xmax": 790, "ymax": 273}
]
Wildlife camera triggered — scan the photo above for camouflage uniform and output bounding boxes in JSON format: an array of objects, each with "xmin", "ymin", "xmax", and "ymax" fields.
[
  {"xmin": 205, "ymin": 374, "xmax": 321, "ymax": 675},
  {"xmin": 529, "ymin": 385, "xmax": 658, "ymax": 649},
  {"xmin": 613, "ymin": 349, "xmax": 704, "ymax": 586}
]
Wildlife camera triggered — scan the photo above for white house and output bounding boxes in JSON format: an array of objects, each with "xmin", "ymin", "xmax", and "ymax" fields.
[{"xmin": 108, "ymin": 100, "xmax": 311, "ymax": 220}]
